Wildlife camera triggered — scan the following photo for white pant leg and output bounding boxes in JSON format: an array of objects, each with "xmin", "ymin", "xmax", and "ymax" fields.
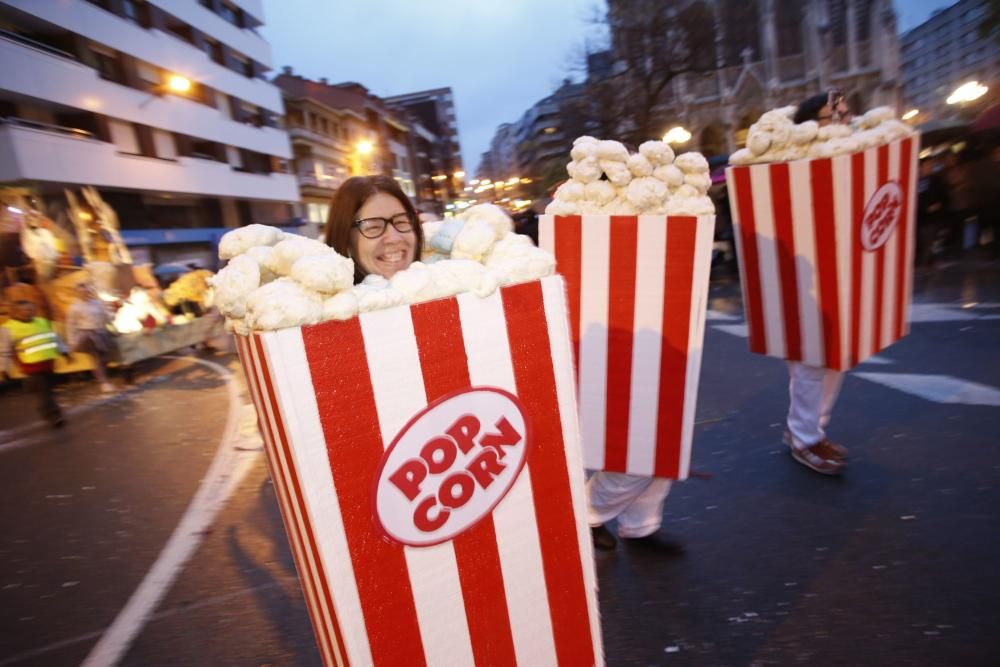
[
  {"xmin": 787, "ymin": 361, "xmax": 844, "ymax": 447},
  {"xmin": 587, "ymin": 471, "xmax": 672, "ymax": 538}
]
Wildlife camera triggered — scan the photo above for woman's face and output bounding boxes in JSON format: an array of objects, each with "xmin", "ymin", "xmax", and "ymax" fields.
[
  {"xmin": 818, "ymin": 97, "xmax": 850, "ymax": 126},
  {"xmin": 350, "ymin": 192, "xmax": 416, "ymax": 279}
]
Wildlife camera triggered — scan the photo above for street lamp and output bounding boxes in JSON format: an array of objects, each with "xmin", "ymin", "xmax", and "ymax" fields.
[
  {"xmin": 947, "ymin": 81, "xmax": 988, "ymax": 105},
  {"xmin": 901, "ymin": 109, "xmax": 919, "ymax": 121},
  {"xmin": 166, "ymin": 74, "xmax": 192, "ymax": 94},
  {"xmin": 663, "ymin": 126, "xmax": 692, "ymax": 145},
  {"xmin": 356, "ymin": 140, "xmax": 374, "ymax": 155}
]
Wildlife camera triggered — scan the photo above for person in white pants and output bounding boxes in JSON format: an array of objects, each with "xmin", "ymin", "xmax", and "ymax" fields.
[
  {"xmin": 784, "ymin": 361, "xmax": 847, "ymax": 474},
  {"xmin": 587, "ymin": 471, "xmax": 680, "ymax": 552}
]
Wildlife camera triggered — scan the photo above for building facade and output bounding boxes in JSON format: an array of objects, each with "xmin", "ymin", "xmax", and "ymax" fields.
[
  {"xmin": 0, "ymin": 0, "xmax": 298, "ymax": 268},
  {"xmin": 611, "ymin": 0, "xmax": 903, "ymax": 156},
  {"xmin": 274, "ymin": 70, "xmax": 455, "ymax": 222},
  {"xmin": 901, "ymin": 0, "xmax": 999, "ymax": 119},
  {"xmin": 384, "ymin": 87, "xmax": 464, "ymax": 201}
]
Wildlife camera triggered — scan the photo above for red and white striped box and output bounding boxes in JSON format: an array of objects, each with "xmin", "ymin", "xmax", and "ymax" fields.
[
  {"xmin": 725, "ymin": 136, "xmax": 919, "ymax": 371},
  {"xmin": 235, "ymin": 275, "xmax": 603, "ymax": 667},
  {"xmin": 539, "ymin": 214, "xmax": 715, "ymax": 479}
]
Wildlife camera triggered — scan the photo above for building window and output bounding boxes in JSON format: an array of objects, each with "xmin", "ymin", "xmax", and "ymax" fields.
[
  {"xmin": 776, "ymin": 0, "xmax": 803, "ymax": 56},
  {"xmin": 203, "ymin": 37, "xmax": 224, "ymax": 65},
  {"xmin": 307, "ymin": 203, "xmax": 330, "ymax": 223},
  {"xmin": 89, "ymin": 44, "xmax": 124, "ymax": 83}
]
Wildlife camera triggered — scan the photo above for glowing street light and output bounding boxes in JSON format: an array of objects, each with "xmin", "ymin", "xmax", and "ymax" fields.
[
  {"xmin": 356, "ymin": 140, "xmax": 373, "ymax": 155},
  {"xmin": 901, "ymin": 109, "xmax": 919, "ymax": 121},
  {"xmin": 947, "ymin": 81, "xmax": 988, "ymax": 105},
  {"xmin": 453, "ymin": 170, "xmax": 465, "ymax": 179},
  {"xmin": 166, "ymin": 74, "xmax": 192, "ymax": 94},
  {"xmin": 662, "ymin": 126, "xmax": 691, "ymax": 145}
]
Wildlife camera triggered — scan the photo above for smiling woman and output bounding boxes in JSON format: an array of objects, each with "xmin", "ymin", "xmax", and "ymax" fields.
[{"xmin": 324, "ymin": 176, "xmax": 425, "ymax": 283}]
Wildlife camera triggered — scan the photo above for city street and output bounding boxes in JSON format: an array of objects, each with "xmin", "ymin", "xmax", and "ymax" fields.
[{"xmin": 2, "ymin": 258, "xmax": 998, "ymax": 667}]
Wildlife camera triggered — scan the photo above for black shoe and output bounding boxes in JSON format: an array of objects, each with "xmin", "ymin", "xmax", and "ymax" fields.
[
  {"xmin": 623, "ymin": 533, "xmax": 685, "ymax": 556},
  {"xmin": 591, "ymin": 524, "xmax": 617, "ymax": 551}
]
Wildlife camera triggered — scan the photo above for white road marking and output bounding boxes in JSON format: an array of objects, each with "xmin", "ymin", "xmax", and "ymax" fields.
[
  {"xmin": 909, "ymin": 303, "xmax": 1000, "ymax": 323},
  {"xmin": 713, "ymin": 323, "xmax": 749, "ymax": 338},
  {"xmin": 706, "ymin": 309, "xmax": 741, "ymax": 321},
  {"xmin": 854, "ymin": 372, "xmax": 1000, "ymax": 406},
  {"xmin": 80, "ymin": 356, "xmax": 261, "ymax": 667}
]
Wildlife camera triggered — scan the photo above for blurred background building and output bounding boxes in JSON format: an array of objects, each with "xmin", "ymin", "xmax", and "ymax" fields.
[
  {"xmin": 479, "ymin": 0, "xmax": 908, "ymax": 191},
  {"xmin": 0, "ymin": 0, "xmax": 298, "ymax": 269},
  {"xmin": 901, "ymin": 0, "xmax": 999, "ymax": 122}
]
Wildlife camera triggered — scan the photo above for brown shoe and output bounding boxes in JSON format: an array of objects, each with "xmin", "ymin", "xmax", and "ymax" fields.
[
  {"xmin": 784, "ymin": 429, "xmax": 848, "ymax": 461},
  {"xmin": 790, "ymin": 441, "xmax": 845, "ymax": 475}
]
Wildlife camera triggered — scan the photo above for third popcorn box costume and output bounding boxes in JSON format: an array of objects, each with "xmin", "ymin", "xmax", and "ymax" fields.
[{"xmin": 726, "ymin": 134, "xmax": 919, "ymax": 371}]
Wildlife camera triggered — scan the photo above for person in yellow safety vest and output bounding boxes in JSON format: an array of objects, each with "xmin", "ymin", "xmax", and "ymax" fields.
[{"xmin": 1, "ymin": 298, "xmax": 66, "ymax": 428}]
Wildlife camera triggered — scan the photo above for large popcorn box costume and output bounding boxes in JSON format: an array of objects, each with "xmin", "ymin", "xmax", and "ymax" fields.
[
  {"xmin": 725, "ymin": 135, "xmax": 919, "ymax": 371},
  {"xmin": 234, "ymin": 275, "xmax": 603, "ymax": 667},
  {"xmin": 539, "ymin": 214, "xmax": 715, "ymax": 479}
]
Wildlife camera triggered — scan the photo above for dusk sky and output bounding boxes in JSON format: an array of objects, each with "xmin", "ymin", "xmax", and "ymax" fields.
[{"xmin": 261, "ymin": 0, "xmax": 957, "ymax": 176}]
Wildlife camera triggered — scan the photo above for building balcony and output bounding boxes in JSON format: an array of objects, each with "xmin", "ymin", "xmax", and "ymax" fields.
[
  {"xmin": 0, "ymin": 119, "xmax": 298, "ymax": 201},
  {"xmin": 297, "ymin": 172, "xmax": 342, "ymax": 191},
  {"xmin": 0, "ymin": 32, "xmax": 290, "ymax": 158},
  {"xmin": 2, "ymin": 0, "xmax": 280, "ymax": 110}
]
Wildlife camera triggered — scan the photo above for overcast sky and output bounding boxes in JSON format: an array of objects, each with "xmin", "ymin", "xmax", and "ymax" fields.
[{"xmin": 261, "ymin": 0, "xmax": 956, "ymax": 175}]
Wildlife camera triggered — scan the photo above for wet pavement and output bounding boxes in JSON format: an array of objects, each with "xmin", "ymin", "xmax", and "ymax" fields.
[{"xmin": 1, "ymin": 257, "xmax": 998, "ymax": 666}]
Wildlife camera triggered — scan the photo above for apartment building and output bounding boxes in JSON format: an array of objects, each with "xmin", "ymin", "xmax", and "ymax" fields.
[{"xmin": 0, "ymin": 0, "xmax": 297, "ymax": 268}]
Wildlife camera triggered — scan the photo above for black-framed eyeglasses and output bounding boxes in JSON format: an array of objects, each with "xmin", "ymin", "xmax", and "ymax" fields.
[{"xmin": 352, "ymin": 212, "xmax": 414, "ymax": 239}]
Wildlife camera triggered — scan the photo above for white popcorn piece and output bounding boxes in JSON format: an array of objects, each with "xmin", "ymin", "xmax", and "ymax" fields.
[
  {"xmin": 673, "ymin": 184, "xmax": 699, "ymax": 199},
  {"xmin": 748, "ymin": 131, "xmax": 772, "ymax": 156},
  {"xmin": 880, "ymin": 119, "xmax": 913, "ymax": 141},
  {"xmin": 601, "ymin": 197, "xmax": 640, "ymax": 216},
  {"xmin": 218, "ymin": 224, "xmax": 284, "ymax": 260},
  {"xmin": 572, "ymin": 156, "xmax": 603, "ymax": 183},
  {"xmin": 452, "ymin": 218, "xmax": 497, "ymax": 261},
  {"xmin": 827, "ymin": 137, "xmax": 860, "ymax": 156},
  {"xmin": 638, "ymin": 140, "xmax": 675, "ymax": 166},
  {"xmin": 666, "ymin": 195, "xmax": 715, "ymax": 216},
  {"xmin": 321, "ymin": 290, "xmax": 359, "ymax": 321},
  {"xmin": 808, "ymin": 141, "xmax": 836, "ymax": 159},
  {"xmin": 729, "ymin": 148, "xmax": 753, "ymax": 165},
  {"xmin": 596, "ymin": 140, "xmax": 629, "ymax": 162},
  {"xmin": 554, "ymin": 180, "xmax": 586, "ymax": 202},
  {"xmin": 244, "ymin": 245, "xmax": 277, "ymax": 284},
  {"xmin": 861, "ymin": 106, "xmax": 895, "ymax": 129},
  {"xmin": 289, "ymin": 252, "xmax": 354, "ymax": 294},
  {"xmin": 817, "ymin": 123, "xmax": 853, "ymax": 141},
  {"xmin": 545, "ymin": 199, "xmax": 580, "ymax": 216},
  {"xmin": 485, "ymin": 233, "xmax": 555, "ymax": 286},
  {"xmin": 653, "ymin": 164, "xmax": 685, "ymax": 188},
  {"xmin": 351, "ymin": 276, "xmax": 405, "ymax": 313},
  {"xmin": 584, "ymin": 180, "xmax": 617, "ymax": 206},
  {"xmin": 573, "ymin": 135, "xmax": 598, "ymax": 146},
  {"xmin": 600, "ymin": 159, "xmax": 633, "ymax": 186},
  {"xmin": 225, "ymin": 318, "xmax": 251, "ymax": 336},
  {"xmin": 389, "ymin": 261, "xmax": 440, "ymax": 303},
  {"xmin": 266, "ymin": 237, "xmax": 334, "ymax": 276},
  {"xmin": 570, "ymin": 141, "xmax": 598, "ymax": 161},
  {"xmin": 459, "ymin": 203, "xmax": 514, "ymax": 240},
  {"xmin": 431, "ymin": 259, "xmax": 495, "ymax": 299},
  {"xmin": 758, "ymin": 108, "xmax": 796, "ymax": 130},
  {"xmin": 770, "ymin": 124, "xmax": 792, "ymax": 149},
  {"xmin": 627, "ymin": 153, "xmax": 654, "ymax": 177},
  {"xmin": 245, "ymin": 277, "xmax": 323, "ymax": 330},
  {"xmin": 674, "ymin": 152, "xmax": 710, "ymax": 174},
  {"xmin": 791, "ymin": 121, "xmax": 819, "ymax": 145},
  {"xmin": 684, "ymin": 172, "xmax": 712, "ymax": 194},
  {"xmin": 211, "ymin": 254, "xmax": 260, "ymax": 319},
  {"xmin": 625, "ymin": 177, "xmax": 668, "ymax": 210}
]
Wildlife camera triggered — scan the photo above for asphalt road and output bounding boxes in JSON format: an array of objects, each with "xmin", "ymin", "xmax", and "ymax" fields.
[{"xmin": 1, "ymin": 259, "xmax": 998, "ymax": 666}]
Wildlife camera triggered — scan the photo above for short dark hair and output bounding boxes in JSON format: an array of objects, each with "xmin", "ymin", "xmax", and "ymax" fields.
[
  {"xmin": 323, "ymin": 175, "xmax": 424, "ymax": 283},
  {"xmin": 793, "ymin": 93, "xmax": 830, "ymax": 124}
]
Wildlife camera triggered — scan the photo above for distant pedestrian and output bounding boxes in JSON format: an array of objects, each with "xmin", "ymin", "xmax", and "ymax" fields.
[
  {"xmin": 1, "ymin": 294, "xmax": 65, "ymax": 428},
  {"xmin": 66, "ymin": 282, "xmax": 115, "ymax": 393}
]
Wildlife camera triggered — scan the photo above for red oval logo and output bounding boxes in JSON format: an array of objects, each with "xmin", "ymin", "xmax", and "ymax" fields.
[
  {"xmin": 860, "ymin": 181, "xmax": 903, "ymax": 251},
  {"xmin": 373, "ymin": 387, "xmax": 530, "ymax": 547}
]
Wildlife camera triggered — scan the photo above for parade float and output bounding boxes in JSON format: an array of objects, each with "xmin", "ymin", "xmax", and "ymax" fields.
[{"xmin": 0, "ymin": 186, "xmax": 224, "ymax": 377}]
